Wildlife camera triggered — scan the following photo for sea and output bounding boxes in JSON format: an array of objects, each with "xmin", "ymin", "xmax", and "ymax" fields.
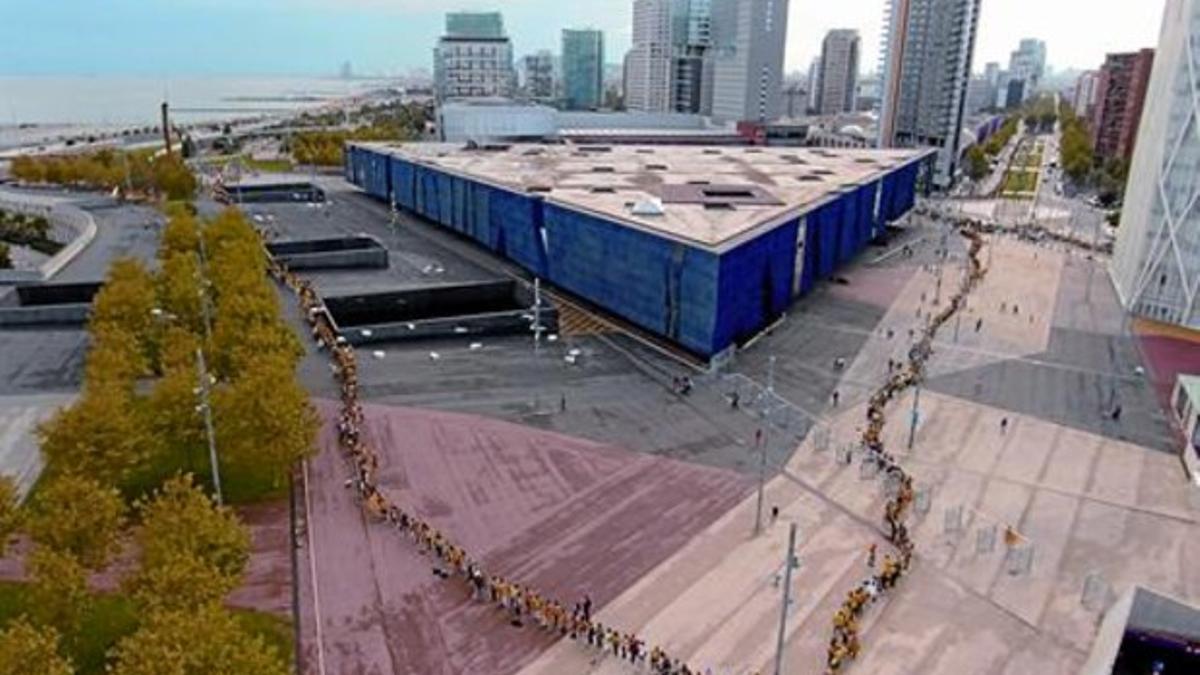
[{"xmin": 0, "ymin": 75, "xmax": 397, "ymax": 149}]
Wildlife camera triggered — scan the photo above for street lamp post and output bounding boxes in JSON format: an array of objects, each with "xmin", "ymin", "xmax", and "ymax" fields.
[
  {"xmin": 151, "ymin": 307, "xmax": 223, "ymax": 505},
  {"xmin": 907, "ymin": 384, "xmax": 921, "ymax": 450},
  {"xmin": 754, "ymin": 419, "xmax": 767, "ymax": 536},
  {"xmin": 195, "ymin": 347, "xmax": 224, "ymax": 506},
  {"xmin": 773, "ymin": 522, "xmax": 799, "ymax": 675}
]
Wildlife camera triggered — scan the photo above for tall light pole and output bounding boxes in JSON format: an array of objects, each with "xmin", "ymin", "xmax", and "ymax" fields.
[
  {"xmin": 773, "ymin": 522, "xmax": 799, "ymax": 675},
  {"xmin": 907, "ymin": 384, "xmax": 921, "ymax": 450},
  {"xmin": 151, "ymin": 307, "xmax": 223, "ymax": 505},
  {"xmin": 195, "ymin": 347, "xmax": 224, "ymax": 506},
  {"xmin": 754, "ymin": 422, "xmax": 768, "ymax": 536}
]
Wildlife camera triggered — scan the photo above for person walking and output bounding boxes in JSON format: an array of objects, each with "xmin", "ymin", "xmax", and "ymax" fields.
[{"xmin": 867, "ymin": 543, "xmax": 877, "ymax": 568}]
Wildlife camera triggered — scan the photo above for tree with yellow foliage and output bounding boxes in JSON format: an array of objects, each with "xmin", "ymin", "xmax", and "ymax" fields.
[
  {"xmin": 109, "ymin": 604, "xmax": 288, "ymax": 675},
  {"xmin": 0, "ymin": 618, "xmax": 73, "ymax": 675},
  {"xmin": 214, "ymin": 354, "xmax": 317, "ymax": 487},
  {"xmin": 25, "ymin": 473, "xmax": 125, "ymax": 569},
  {"xmin": 26, "ymin": 547, "xmax": 91, "ymax": 639},
  {"xmin": 37, "ymin": 380, "xmax": 150, "ymax": 486}
]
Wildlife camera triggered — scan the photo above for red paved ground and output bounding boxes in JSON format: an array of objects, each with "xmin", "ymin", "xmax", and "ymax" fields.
[
  {"xmin": 0, "ymin": 501, "xmax": 291, "ymax": 617},
  {"xmin": 297, "ymin": 400, "xmax": 751, "ymax": 675},
  {"xmin": 1134, "ymin": 323, "xmax": 1200, "ymax": 411}
]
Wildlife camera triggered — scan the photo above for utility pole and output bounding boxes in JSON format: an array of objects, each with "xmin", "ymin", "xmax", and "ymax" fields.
[
  {"xmin": 767, "ymin": 355, "xmax": 776, "ymax": 394},
  {"xmin": 773, "ymin": 522, "xmax": 799, "ymax": 675}
]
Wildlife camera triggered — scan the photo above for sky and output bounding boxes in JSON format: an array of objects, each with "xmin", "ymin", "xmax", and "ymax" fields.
[{"xmin": 0, "ymin": 0, "xmax": 1168, "ymax": 77}]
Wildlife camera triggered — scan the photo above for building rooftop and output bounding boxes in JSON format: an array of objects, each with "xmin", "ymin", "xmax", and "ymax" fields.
[
  {"xmin": 351, "ymin": 142, "xmax": 932, "ymax": 251},
  {"xmin": 1178, "ymin": 374, "xmax": 1200, "ymax": 405}
]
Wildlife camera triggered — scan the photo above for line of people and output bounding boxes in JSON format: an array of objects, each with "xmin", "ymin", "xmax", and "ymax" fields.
[
  {"xmin": 826, "ymin": 222, "xmax": 988, "ymax": 673},
  {"xmin": 269, "ymin": 258, "xmax": 706, "ymax": 675}
]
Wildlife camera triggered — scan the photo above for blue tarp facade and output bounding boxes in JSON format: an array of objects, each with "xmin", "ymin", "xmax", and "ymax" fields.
[{"xmin": 347, "ymin": 147, "xmax": 924, "ymax": 358}]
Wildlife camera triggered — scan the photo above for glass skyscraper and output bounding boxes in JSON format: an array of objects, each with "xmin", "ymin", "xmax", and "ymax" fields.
[{"xmin": 562, "ymin": 29, "xmax": 605, "ymax": 111}]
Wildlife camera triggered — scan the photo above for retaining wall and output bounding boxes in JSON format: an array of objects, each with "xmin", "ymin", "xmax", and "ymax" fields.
[
  {"xmin": 0, "ymin": 193, "xmax": 98, "ymax": 284},
  {"xmin": 266, "ymin": 236, "xmax": 389, "ymax": 270}
]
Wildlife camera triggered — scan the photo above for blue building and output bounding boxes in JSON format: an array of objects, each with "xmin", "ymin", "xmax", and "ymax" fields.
[
  {"xmin": 561, "ymin": 29, "xmax": 604, "ymax": 111},
  {"xmin": 346, "ymin": 142, "xmax": 932, "ymax": 359}
]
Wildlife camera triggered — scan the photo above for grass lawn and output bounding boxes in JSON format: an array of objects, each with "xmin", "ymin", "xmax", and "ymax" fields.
[
  {"xmin": 116, "ymin": 448, "xmax": 290, "ymax": 505},
  {"xmin": 1001, "ymin": 169, "xmax": 1039, "ymax": 195},
  {"xmin": 204, "ymin": 154, "xmax": 295, "ymax": 174},
  {"xmin": 0, "ymin": 581, "xmax": 292, "ymax": 674},
  {"xmin": 27, "ymin": 447, "xmax": 289, "ymax": 509}
]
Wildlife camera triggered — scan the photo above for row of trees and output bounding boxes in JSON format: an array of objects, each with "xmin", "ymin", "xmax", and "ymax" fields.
[
  {"xmin": 1060, "ymin": 104, "xmax": 1094, "ymax": 183},
  {"xmin": 964, "ymin": 116, "xmax": 1021, "ymax": 181},
  {"xmin": 1023, "ymin": 95, "xmax": 1059, "ymax": 135},
  {"xmin": 290, "ymin": 123, "xmax": 414, "ymax": 166},
  {"xmin": 288, "ymin": 101, "xmax": 428, "ymax": 166},
  {"xmin": 1059, "ymin": 103, "xmax": 1130, "ymax": 206},
  {"xmin": 39, "ymin": 208, "xmax": 314, "ymax": 496},
  {"xmin": 0, "ymin": 207, "xmax": 314, "ymax": 672},
  {"xmin": 10, "ymin": 150, "xmax": 196, "ymax": 202}
]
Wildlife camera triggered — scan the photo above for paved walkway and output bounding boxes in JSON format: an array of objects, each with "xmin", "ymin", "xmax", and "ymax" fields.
[
  {"xmin": 518, "ymin": 235, "xmax": 1199, "ymax": 675},
  {"xmin": 296, "ymin": 400, "xmax": 750, "ymax": 675},
  {"xmin": 0, "ymin": 393, "xmax": 71, "ymax": 497}
]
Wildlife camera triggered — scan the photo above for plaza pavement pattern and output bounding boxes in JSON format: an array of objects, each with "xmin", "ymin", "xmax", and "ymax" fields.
[
  {"xmin": 518, "ymin": 236, "xmax": 1199, "ymax": 675},
  {"xmin": 296, "ymin": 401, "xmax": 751, "ymax": 675}
]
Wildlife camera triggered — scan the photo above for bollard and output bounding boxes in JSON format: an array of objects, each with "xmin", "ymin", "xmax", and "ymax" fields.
[
  {"xmin": 975, "ymin": 524, "xmax": 997, "ymax": 554},
  {"xmin": 943, "ymin": 505, "xmax": 964, "ymax": 535}
]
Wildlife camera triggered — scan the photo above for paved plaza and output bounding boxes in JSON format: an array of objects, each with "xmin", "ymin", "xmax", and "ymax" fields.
[{"xmin": 517, "ymin": 234, "xmax": 1197, "ymax": 675}]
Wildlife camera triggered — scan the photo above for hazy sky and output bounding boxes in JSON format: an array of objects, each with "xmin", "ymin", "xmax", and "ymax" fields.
[{"xmin": 0, "ymin": 0, "xmax": 1167, "ymax": 76}]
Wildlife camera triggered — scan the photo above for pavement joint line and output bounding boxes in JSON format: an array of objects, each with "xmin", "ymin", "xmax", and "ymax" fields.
[
  {"xmin": 895, "ymin": 447, "xmax": 1197, "ymax": 526},
  {"xmin": 301, "ymin": 458, "xmax": 329, "ymax": 675},
  {"xmin": 870, "ymin": 234, "xmax": 931, "ymax": 265},
  {"xmin": 813, "ymin": 314, "xmax": 1145, "ymax": 384},
  {"xmin": 778, "ymin": 467, "xmax": 885, "ymax": 537}
]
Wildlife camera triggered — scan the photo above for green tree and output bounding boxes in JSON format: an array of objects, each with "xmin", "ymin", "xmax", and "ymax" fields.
[
  {"xmin": 135, "ymin": 474, "xmax": 249, "ymax": 587},
  {"xmin": 25, "ymin": 474, "xmax": 125, "ymax": 569},
  {"xmin": 26, "ymin": 547, "xmax": 91, "ymax": 639},
  {"xmin": 0, "ymin": 618, "xmax": 73, "ymax": 675},
  {"xmin": 38, "ymin": 381, "xmax": 151, "ymax": 486},
  {"xmin": 126, "ymin": 551, "xmax": 238, "ymax": 615},
  {"xmin": 0, "ymin": 242, "xmax": 10, "ymax": 270},
  {"xmin": 965, "ymin": 145, "xmax": 989, "ymax": 181},
  {"xmin": 83, "ymin": 324, "xmax": 148, "ymax": 388},
  {"xmin": 90, "ymin": 257, "xmax": 159, "ymax": 366},
  {"xmin": 145, "ymin": 328, "xmax": 206, "ymax": 469},
  {"xmin": 156, "ymin": 254, "xmax": 206, "ymax": 338},
  {"xmin": 159, "ymin": 209, "xmax": 202, "ymax": 262},
  {"xmin": 151, "ymin": 153, "xmax": 197, "ymax": 201},
  {"xmin": 109, "ymin": 604, "xmax": 288, "ymax": 675},
  {"xmin": 213, "ymin": 355, "xmax": 317, "ymax": 483}
]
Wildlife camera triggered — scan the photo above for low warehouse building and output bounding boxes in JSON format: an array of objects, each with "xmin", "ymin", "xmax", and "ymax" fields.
[{"xmin": 345, "ymin": 142, "xmax": 932, "ymax": 359}]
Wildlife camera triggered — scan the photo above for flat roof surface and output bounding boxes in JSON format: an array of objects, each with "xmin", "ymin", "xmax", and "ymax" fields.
[{"xmin": 352, "ymin": 142, "xmax": 932, "ymax": 250}]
